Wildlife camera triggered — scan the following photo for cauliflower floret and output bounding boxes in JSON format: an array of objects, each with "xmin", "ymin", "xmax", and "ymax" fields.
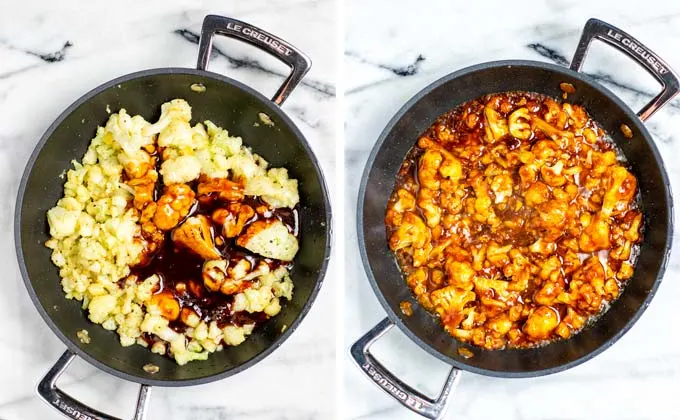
[
  {"xmin": 244, "ymin": 168, "xmax": 299, "ymax": 209},
  {"xmin": 135, "ymin": 275, "xmax": 160, "ymax": 303},
  {"xmin": 227, "ymin": 149, "xmax": 267, "ymax": 180},
  {"xmin": 105, "ymin": 110, "xmax": 153, "ymax": 155},
  {"xmin": 205, "ymin": 120, "xmax": 243, "ymax": 156},
  {"xmin": 236, "ymin": 219, "xmax": 299, "ymax": 261},
  {"xmin": 117, "ymin": 149, "xmax": 153, "ymax": 179},
  {"xmin": 271, "ymin": 267, "xmax": 294, "ymax": 300},
  {"xmin": 172, "ymin": 215, "xmax": 221, "ymax": 260},
  {"xmin": 223, "ymin": 324, "xmax": 255, "ymax": 346},
  {"xmin": 47, "ymin": 207, "xmax": 81, "ymax": 239},
  {"xmin": 144, "ymin": 99, "xmax": 192, "ymax": 135},
  {"xmin": 160, "ymin": 155, "xmax": 202, "ymax": 184},
  {"xmin": 173, "ymin": 345, "xmax": 209, "ymax": 366},
  {"xmin": 484, "ymin": 106, "xmax": 509, "ymax": 143},
  {"xmin": 524, "ymin": 306, "xmax": 560, "ymax": 340},
  {"xmin": 158, "ymin": 120, "xmax": 194, "ymax": 149},
  {"xmin": 232, "ymin": 267, "xmax": 293, "ymax": 312},
  {"xmin": 88, "ymin": 294, "xmax": 117, "ymax": 324},
  {"xmin": 508, "ymin": 108, "xmax": 532, "ymax": 140}
]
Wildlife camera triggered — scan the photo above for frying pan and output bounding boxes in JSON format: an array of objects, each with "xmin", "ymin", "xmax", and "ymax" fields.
[
  {"xmin": 15, "ymin": 15, "xmax": 332, "ymax": 420},
  {"xmin": 352, "ymin": 18, "xmax": 678, "ymax": 419}
]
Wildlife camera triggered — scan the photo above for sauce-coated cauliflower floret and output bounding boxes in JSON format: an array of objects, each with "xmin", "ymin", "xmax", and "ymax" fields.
[
  {"xmin": 388, "ymin": 212, "xmax": 430, "ymax": 252},
  {"xmin": 483, "ymin": 106, "xmax": 509, "ymax": 143},
  {"xmin": 445, "ymin": 261, "xmax": 475, "ymax": 290},
  {"xmin": 197, "ymin": 177, "xmax": 244, "ymax": 202},
  {"xmin": 148, "ymin": 291, "xmax": 180, "ymax": 321},
  {"xmin": 579, "ymin": 215, "xmax": 611, "ymax": 252},
  {"xmin": 202, "ymin": 258, "xmax": 269, "ymax": 295},
  {"xmin": 430, "ymin": 285, "xmax": 476, "ymax": 329},
  {"xmin": 153, "ymin": 184, "xmax": 196, "ymax": 231},
  {"xmin": 212, "ymin": 203, "xmax": 255, "ymax": 238},
  {"xmin": 418, "ymin": 150, "xmax": 443, "ymax": 190},
  {"xmin": 236, "ymin": 219, "xmax": 299, "ymax": 261},
  {"xmin": 601, "ymin": 166, "xmax": 637, "ymax": 217},
  {"xmin": 171, "ymin": 215, "xmax": 221, "ymax": 260},
  {"xmin": 385, "ymin": 189, "xmax": 416, "ymax": 226},
  {"xmin": 417, "ymin": 188, "xmax": 441, "ymax": 227},
  {"xmin": 508, "ymin": 108, "xmax": 532, "ymax": 140},
  {"xmin": 128, "ymin": 170, "xmax": 158, "ymax": 210},
  {"xmin": 523, "ymin": 306, "xmax": 560, "ymax": 339}
]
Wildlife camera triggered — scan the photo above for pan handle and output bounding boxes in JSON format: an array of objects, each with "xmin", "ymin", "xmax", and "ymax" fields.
[
  {"xmin": 350, "ymin": 318, "xmax": 462, "ymax": 420},
  {"xmin": 196, "ymin": 14, "xmax": 312, "ymax": 106},
  {"xmin": 37, "ymin": 350, "xmax": 151, "ymax": 420},
  {"xmin": 570, "ymin": 18, "xmax": 680, "ymax": 121}
]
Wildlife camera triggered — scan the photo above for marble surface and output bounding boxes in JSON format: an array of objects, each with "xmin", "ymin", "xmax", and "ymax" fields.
[
  {"xmin": 344, "ymin": 1, "xmax": 680, "ymax": 419},
  {"xmin": 0, "ymin": 0, "xmax": 336, "ymax": 419}
]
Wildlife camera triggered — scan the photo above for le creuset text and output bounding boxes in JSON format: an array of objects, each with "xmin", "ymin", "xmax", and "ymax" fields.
[
  {"xmin": 53, "ymin": 397, "xmax": 97, "ymax": 420},
  {"xmin": 606, "ymin": 29, "xmax": 668, "ymax": 75},
  {"xmin": 361, "ymin": 362, "xmax": 424, "ymax": 410},
  {"xmin": 225, "ymin": 22, "xmax": 293, "ymax": 56}
]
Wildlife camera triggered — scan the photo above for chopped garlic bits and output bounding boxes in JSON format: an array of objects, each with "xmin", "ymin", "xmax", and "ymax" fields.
[
  {"xmin": 46, "ymin": 99, "xmax": 299, "ymax": 365},
  {"xmin": 386, "ymin": 92, "xmax": 642, "ymax": 350}
]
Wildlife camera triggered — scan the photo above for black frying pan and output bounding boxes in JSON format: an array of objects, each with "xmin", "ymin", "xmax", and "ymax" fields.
[
  {"xmin": 352, "ymin": 19, "xmax": 677, "ymax": 419},
  {"xmin": 15, "ymin": 15, "xmax": 332, "ymax": 420}
]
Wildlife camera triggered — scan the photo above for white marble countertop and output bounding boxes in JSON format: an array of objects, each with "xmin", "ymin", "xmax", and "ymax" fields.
[
  {"xmin": 0, "ymin": 1, "xmax": 336, "ymax": 419},
  {"xmin": 344, "ymin": 1, "xmax": 680, "ymax": 419}
]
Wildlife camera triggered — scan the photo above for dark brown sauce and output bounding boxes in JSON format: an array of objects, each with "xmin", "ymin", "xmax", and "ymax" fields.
[{"xmin": 131, "ymin": 193, "xmax": 298, "ymax": 332}]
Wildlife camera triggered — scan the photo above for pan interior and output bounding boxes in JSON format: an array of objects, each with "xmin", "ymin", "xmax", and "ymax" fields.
[
  {"xmin": 17, "ymin": 70, "xmax": 330, "ymax": 385},
  {"xmin": 360, "ymin": 61, "xmax": 671, "ymax": 376}
]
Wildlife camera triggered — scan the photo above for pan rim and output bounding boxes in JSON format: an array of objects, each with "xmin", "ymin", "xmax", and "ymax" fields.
[
  {"xmin": 356, "ymin": 59, "xmax": 673, "ymax": 378},
  {"xmin": 15, "ymin": 67, "xmax": 333, "ymax": 386}
]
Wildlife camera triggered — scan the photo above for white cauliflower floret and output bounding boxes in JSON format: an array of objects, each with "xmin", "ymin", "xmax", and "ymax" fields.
[
  {"xmin": 88, "ymin": 294, "xmax": 117, "ymax": 324},
  {"xmin": 77, "ymin": 212, "xmax": 96, "ymax": 237},
  {"xmin": 232, "ymin": 287, "xmax": 272, "ymax": 313},
  {"xmin": 57, "ymin": 197, "xmax": 84, "ymax": 212},
  {"xmin": 116, "ymin": 304, "xmax": 144, "ymax": 346},
  {"xmin": 136, "ymin": 275, "xmax": 160, "ymax": 302},
  {"xmin": 232, "ymin": 267, "xmax": 294, "ymax": 313},
  {"xmin": 236, "ymin": 220, "xmax": 299, "ymax": 261},
  {"xmin": 168, "ymin": 335, "xmax": 208, "ymax": 366},
  {"xmin": 151, "ymin": 341, "xmax": 166, "ymax": 355},
  {"xmin": 223, "ymin": 324, "xmax": 255, "ymax": 346},
  {"xmin": 244, "ymin": 168, "xmax": 299, "ymax": 209},
  {"xmin": 144, "ymin": 99, "xmax": 192, "ymax": 135},
  {"xmin": 227, "ymin": 149, "xmax": 267, "ymax": 180},
  {"xmin": 173, "ymin": 348, "xmax": 209, "ymax": 366},
  {"xmin": 47, "ymin": 207, "xmax": 80, "ymax": 239},
  {"xmin": 105, "ymin": 110, "xmax": 153, "ymax": 155},
  {"xmin": 140, "ymin": 313, "xmax": 178, "ymax": 342},
  {"xmin": 264, "ymin": 298, "xmax": 282, "ymax": 316},
  {"xmin": 205, "ymin": 120, "xmax": 243, "ymax": 156},
  {"xmin": 196, "ymin": 123, "xmax": 244, "ymax": 179},
  {"xmin": 160, "ymin": 155, "xmax": 201, "ymax": 184},
  {"xmin": 158, "ymin": 120, "xmax": 194, "ymax": 149}
]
